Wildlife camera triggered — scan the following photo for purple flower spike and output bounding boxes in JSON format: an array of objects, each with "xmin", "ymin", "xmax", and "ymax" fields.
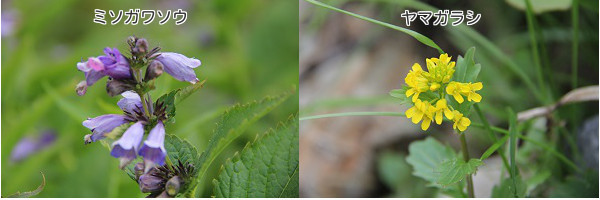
[
  {"xmin": 117, "ymin": 91, "xmax": 142, "ymax": 114},
  {"xmin": 111, "ymin": 122, "xmax": 144, "ymax": 169},
  {"xmin": 10, "ymin": 137, "xmax": 37, "ymax": 162},
  {"xmin": 155, "ymin": 52, "xmax": 201, "ymax": 84},
  {"xmin": 98, "ymin": 48, "xmax": 132, "ymax": 79},
  {"xmin": 10, "ymin": 130, "xmax": 56, "ymax": 162},
  {"xmin": 82, "ymin": 114, "xmax": 128, "ymax": 142},
  {"xmin": 139, "ymin": 121, "xmax": 167, "ymax": 173}
]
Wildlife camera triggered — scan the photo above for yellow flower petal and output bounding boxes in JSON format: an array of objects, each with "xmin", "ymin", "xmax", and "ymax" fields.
[
  {"xmin": 453, "ymin": 94, "xmax": 464, "ymax": 103},
  {"xmin": 469, "ymin": 93, "xmax": 482, "ymax": 102},
  {"xmin": 435, "ymin": 111, "xmax": 443, "ymax": 125},
  {"xmin": 471, "ymin": 82, "xmax": 483, "ymax": 90},
  {"xmin": 444, "ymin": 109, "xmax": 454, "ymax": 119},
  {"xmin": 421, "ymin": 118, "xmax": 431, "ymax": 130}
]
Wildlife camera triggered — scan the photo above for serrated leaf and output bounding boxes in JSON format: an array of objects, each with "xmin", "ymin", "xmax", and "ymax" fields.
[
  {"xmin": 492, "ymin": 176, "xmax": 527, "ymax": 198},
  {"xmin": 213, "ymin": 115, "xmax": 299, "ymax": 197},
  {"xmin": 175, "ymin": 80, "xmax": 206, "ymax": 105},
  {"xmin": 156, "ymin": 89, "xmax": 179, "ymax": 119},
  {"xmin": 406, "ymin": 137, "xmax": 456, "ymax": 188},
  {"xmin": 164, "ymin": 134, "xmax": 200, "ymax": 170},
  {"xmin": 196, "ymin": 91, "xmax": 293, "ymax": 190},
  {"xmin": 436, "ymin": 158, "xmax": 483, "ymax": 186},
  {"xmin": 5, "ymin": 172, "xmax": 45, "ymax": 197},
  {"xmin": 164, "ymin": 134, "xmax": 200, "ymax": 196}
]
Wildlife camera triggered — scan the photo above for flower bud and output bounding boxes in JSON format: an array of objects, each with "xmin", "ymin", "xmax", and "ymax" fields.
[
  {"xmin": 127, "ymin": 36, "xmax": 137, "ymax": 47},
  {"xmin": 145, "ymin": 61, "xmax": 164, "ymax": 81},
  {"xmin": 76, "ymin": 81, "xmax": 88, "ymax": 96},
  {"xmin": 134, "ymin": 38, "xmax": 149, "ymax": 54},
  {"xmin": 106, "ymin": 78, "xmax": 135, "ymax": 97},
  {"xmin": 134, "ymin": 162, "xmax": 145, "ymax": 180},
  {"xmin": 138, "ymin": 174, "xmax": 165, "ymax": 193},
  {"xmin": 165, "ymin": 176, "xmax": 182, "ymax": 197}
]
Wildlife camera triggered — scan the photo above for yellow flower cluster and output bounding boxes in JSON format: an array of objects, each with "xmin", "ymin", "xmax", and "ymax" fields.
[{"xmin": 403, "ymin": 54, "xmax": 482, "ymax": 132}]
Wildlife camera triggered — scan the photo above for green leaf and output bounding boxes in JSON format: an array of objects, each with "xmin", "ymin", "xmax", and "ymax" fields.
[
  {"xmin": 492, "ymin": 176, "xmax": 527, "ymax": 198},
  {"xmin": 406, "ymin": 137, "xmax": 456, "ymax": 188},
  {"xmin": 156, "ymin": 89, "xmax": 179, "ymax": 119},
  {"xmin": 213, "ymin": 115, "xmax": 299, "ymax": 198},
  {"xmin": 164, "ymin": 134, "xmax": 200, "ymax": 171},
  {"xmin": 479, "ymin": 135, "xmax": 509, "ymax": 160},
  {"xmin": 196, "ymin": 91, "xmax": 293, "ymax": 191},
  {"xmin": 5, "ymin": 172, "xmax": 45, "ymax": 198},
  {"xmin": 164, "ymin": 134, "xmax": 200, "ymax": 197},
  {"xmin": 506, "ymin": 0, "xmax": 572, "ymax": 14},
  {"xmin": 305, "ymin": 0, "xmax": 444, "ymax": 54},
  {"xmin": 175, "ymin": 80, "xmax": 206, "ymax": 105},
  {"xmin": 436, "ymin": 158, "xmax": 483, "ymax": 186},
  {"xmin": 452, "ymin": 47, "xmax": 479, "ymax": 83}
]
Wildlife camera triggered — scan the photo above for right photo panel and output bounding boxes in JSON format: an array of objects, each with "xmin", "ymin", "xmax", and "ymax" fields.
[{"xmin": 299, "ymin": 0, "xmax": 599, "ymax": 198}]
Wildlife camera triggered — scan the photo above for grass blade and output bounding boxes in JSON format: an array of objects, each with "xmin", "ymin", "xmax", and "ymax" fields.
[
  {"xmin": 480, "ymin": 135, "xmax": 509, "ymax": 160},
  {"xmin": 474, "ymin": 104, "xmax": 511, "ymax": 173},
  {"xmin": 571, "ymin": 0, "xmax": 579, "ymax": 89},
  {"xmin": 507, "ymin": 107, "xmax": 518, "ymax": 197},
  {"xmin": 304, "ymin": 0, "xmax": 444, "ymax": 54},
  {"xmin": 524, "ymin": 0, "xmax": 549, "ymax": 103}
]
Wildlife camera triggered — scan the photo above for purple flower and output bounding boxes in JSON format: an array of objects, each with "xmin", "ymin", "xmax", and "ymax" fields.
[
  {"xmin": 117, "ymin": 91, "xmax": 142, "ymax": 114},
  {"xmin": 82, "ymin": 114, "xmax": 128, "ymax": 142},
  {"xmin": 11, "ymin": 130, "xmax": 56, "ymax": 162},
  {"xmin": 97, "ymin": 48, "xmax": 132, "ymax": 79},
  {"xmin": 76, "ymin": 47, "xmax": 132, "ymax": 94},
  {"xmin": 111, "ymin": 122, "xmax": 144, "ymax": 169},
  {"xmin": 139, "ymin": 121, "xmax": 167, "ymax": 172},
  {"xmin": 154, "ymin": 52, "xmax": 201, "ymax": 84}
]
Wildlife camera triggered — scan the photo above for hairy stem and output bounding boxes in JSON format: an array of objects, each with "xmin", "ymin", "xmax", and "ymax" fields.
[{"xmin": 460, "ymin": 133, "xmax": 475, "ymax": 198}]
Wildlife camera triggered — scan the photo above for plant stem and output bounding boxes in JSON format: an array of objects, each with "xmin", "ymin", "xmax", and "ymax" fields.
[
  {"xmin": 459, "ymin": 133, "xmax": 475, "ymax": 198},
  {"xmin": 571, "ymin": 0, "xmax": 579, "ymax": 89}
]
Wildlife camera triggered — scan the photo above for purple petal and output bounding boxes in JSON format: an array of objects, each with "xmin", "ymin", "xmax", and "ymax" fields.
[
  {"xmin": 102, "ymin": 48, "xmax": 132, "ymax": 79},
  {"xmin": 156, "ymin": 52, "xmax": 201, "ymax": 83},
  {"xmin": 82, "ymin": 114, "xmax": 128, "ymax": 142},
  {"xmin": 139, "ymin": 121, "xmax": 167, "ymax": 167},
  {"xmin": 10, "ymin": 130, "xmax": 56, "ymax": 162},
  {"xmin": 10, "ymin": 137, "xmax": 37, "ymax": 162},
  {"xmin": 111, "ymin": 122, "xmax": 144, "ymax": 160},
  {"xmin": 117, "ymin": 91, "xmax": 142, "ymax": 114}
]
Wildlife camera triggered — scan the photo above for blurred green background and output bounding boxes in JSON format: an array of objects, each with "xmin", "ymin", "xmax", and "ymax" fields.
[{"xmin": 1, "ymin": 0, "xmax": 298, "ymax": 197}]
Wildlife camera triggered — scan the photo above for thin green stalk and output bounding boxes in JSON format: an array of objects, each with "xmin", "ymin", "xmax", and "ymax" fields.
[
  {"xmin": 571, "ymin": 0, "xmax": 579, "ymax": 89},
  {"xmin": 507, "ymin": 108, "xmax": 518, "ymax": 197},
  {"xmin": 304, "ymin": 0, "xmax": 444, "ymax": 54},
  {"xmin": 473, "ymin": 104, "xmax": 511, "ymax": 175},
  {"xmin": 524, "ymin": 0, "xmax": 548, "ymax": 103},
  {"xmin": 460, "ymin": 133, "xmax": 475, "ymax": 198}
]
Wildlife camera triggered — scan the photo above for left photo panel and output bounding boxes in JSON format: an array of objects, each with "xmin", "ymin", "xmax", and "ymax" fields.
[{"xmin": 1, "ymin": 0, "xmax": 299, "ymax": 198}]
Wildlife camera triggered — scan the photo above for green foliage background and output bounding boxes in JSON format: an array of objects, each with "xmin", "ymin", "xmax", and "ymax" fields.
[{"xmin": 1, "ymin": 0, "xmax": 299, "ymax": 197}]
